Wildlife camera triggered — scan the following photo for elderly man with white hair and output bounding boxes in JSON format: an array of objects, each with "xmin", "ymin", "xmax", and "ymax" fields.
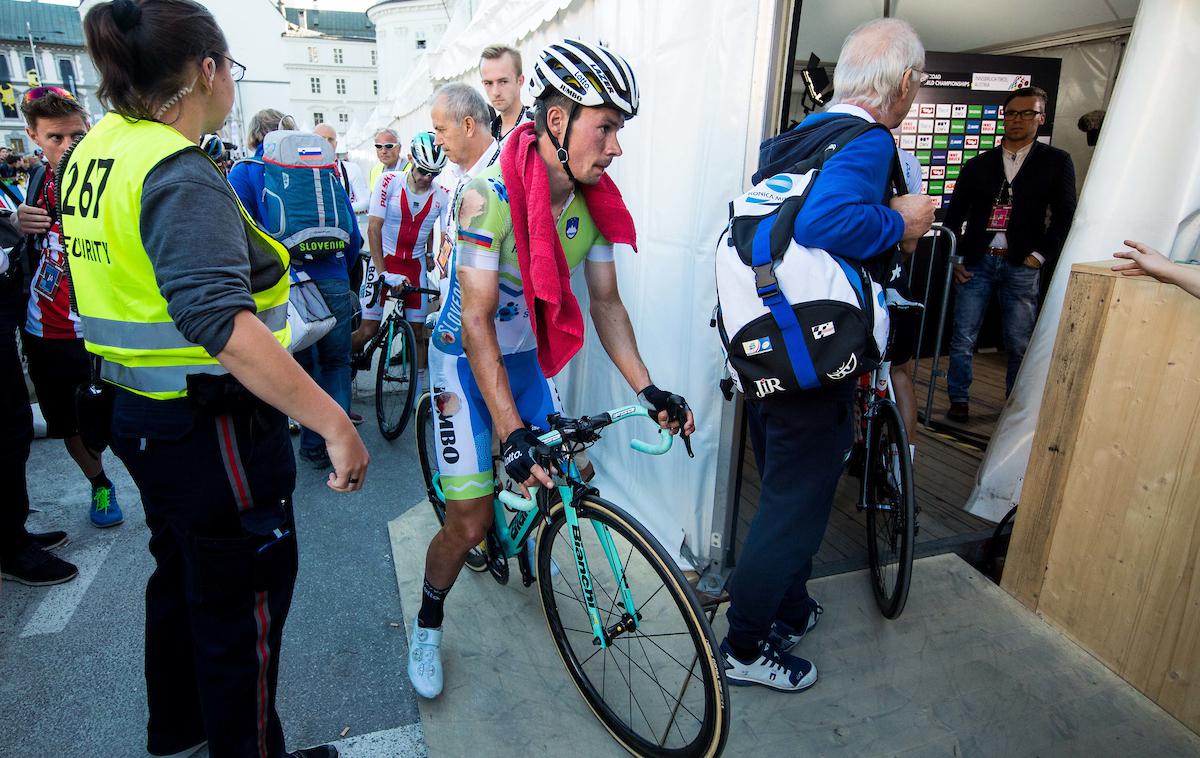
[{"xmin": 719, "ymin": 17, "xmax": 935, "ymax": 692}]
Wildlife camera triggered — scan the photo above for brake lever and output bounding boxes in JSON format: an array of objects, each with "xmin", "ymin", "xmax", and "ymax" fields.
[{"xmin": 669, "ymin": 399, "xmax": 695, "ymax": 459}]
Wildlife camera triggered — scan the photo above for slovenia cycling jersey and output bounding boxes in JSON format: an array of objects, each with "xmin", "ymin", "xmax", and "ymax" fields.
[
  {"xmin": 369, "ymin": 169, "xmax": 450, "ymax": 261},
  {"xmin": 430, "ymin": 162, "xmax": 613, "ymax": 356}
]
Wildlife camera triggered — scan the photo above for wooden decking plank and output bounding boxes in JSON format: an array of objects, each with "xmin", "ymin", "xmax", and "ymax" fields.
[{"xmin": 734, "ymin": 350, "xmax": 1010, "ymax": 570}]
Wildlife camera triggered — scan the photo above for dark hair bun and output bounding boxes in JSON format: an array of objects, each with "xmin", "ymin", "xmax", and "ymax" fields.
[{"xmin": 112, "ymin": 0, "xmax": 142, "ymax": 32}]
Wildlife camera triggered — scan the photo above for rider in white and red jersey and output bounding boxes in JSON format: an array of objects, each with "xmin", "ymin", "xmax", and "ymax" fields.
[{"xmin": 353, "ymin": 131, "xmax": 450, "ymax": 376}]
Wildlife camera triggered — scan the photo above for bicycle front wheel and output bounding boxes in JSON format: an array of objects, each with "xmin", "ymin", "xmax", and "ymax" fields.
[
  {"xmin": 376, "ymin": 315, "xmax": 418, "ymax": 440},
  {"xmin": 863, "ymin": 399, "xmax": 915, "ymax": 619},
  {"xmin": 538, "ymin": 496, "xmax": 728, "ymax": 758},
  {"xmin": 414, "ymin": 393, "xmax": 487, "ymax": 573}
]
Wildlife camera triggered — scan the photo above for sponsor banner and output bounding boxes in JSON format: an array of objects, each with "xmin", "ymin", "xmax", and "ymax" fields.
[{"xmin": 971, "ymin": 72, "xmax": 1033, "ymax": 91}]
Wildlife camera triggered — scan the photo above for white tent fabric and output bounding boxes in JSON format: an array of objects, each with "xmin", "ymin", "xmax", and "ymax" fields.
[
  {"xmin": 966, "ymin": 0, "xmax": 1200, "ymax": 522},
  {"xmin": 361, "ymin": 0, "xmax": 775, "ymax": 565},
  {"xmin": 1017, "ymin": 37, "xmax": 1126, "ymax": 195}
]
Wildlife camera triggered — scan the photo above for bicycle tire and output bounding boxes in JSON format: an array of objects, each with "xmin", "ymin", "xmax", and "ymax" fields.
[
  {"xmin": 414, "ymin": 393, "xmax": 488, "ymax": 572},
  {"xmin": 538, "ymin": 495, "xmax": 729, "ymax": 758},
  {"xmin": 862, "ymin": 399, "xmax": 915, "ymax": 619},
  {"xmin": 376, "ymin": 315, "xmax": 418, "ymax": 440}
]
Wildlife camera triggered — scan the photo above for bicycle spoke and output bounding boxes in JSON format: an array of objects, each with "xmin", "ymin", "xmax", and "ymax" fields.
[
  {"xmin": 634, "ymin": 581, "xmax": 668, "ymax": 618},
  {"xmin": 631, "ymin": 625, "xmax": 689, "ymax": 746},
  {"xmin": 605, "ymin": 543, "xmax": 635, "ymax": 625},
  {"xmin": 634, "ymin": 631, "xmax": 708, "ymax": 689},
  {"xmin": 607, "ymin": 639, "xmax": 705, "ymax": 727},
  {"xmin": 552, "ymin": 588, "xmax": 620, "ymax": 624}
]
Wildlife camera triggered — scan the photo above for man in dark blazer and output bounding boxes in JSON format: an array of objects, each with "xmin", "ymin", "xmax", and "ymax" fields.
[{"xmin": 942, "ymin": 86, "xmax": 1076, "ymax": 421}]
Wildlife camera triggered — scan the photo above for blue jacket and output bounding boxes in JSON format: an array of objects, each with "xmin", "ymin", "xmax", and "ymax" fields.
[
  {"xmin": 788, "ymin": 111, "xmax": 905, "ymax": 261},
  {"xmin": 228, "ymin": 145, "xmax": 361, "ymax": 282}
]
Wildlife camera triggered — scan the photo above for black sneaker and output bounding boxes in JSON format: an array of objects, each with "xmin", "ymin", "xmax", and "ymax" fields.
[
  {"xmin": 30, "ymin": 530, "xmax": 69, "ymax": 551},
  {"xmin": 298, "ymin": 446, "xmax": 332, "ymax": 469},
  {"xmin": 1, "ymin": 544, "xmax": 79, "ymax": 586},
  {"xmin": 288, "ymin": 746, "xmax": 339, "ymax": 758}
]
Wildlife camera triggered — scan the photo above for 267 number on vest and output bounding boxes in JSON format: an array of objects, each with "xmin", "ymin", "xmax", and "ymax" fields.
[{"xmin": 61, "ymin": 158, "xmax": 115, "ymax": 219}]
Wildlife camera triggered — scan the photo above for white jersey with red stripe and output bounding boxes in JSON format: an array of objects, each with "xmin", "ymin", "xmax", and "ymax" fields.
[{"xmin": 368, "ymin": 169, "xmax": 450, "ymax": 261}]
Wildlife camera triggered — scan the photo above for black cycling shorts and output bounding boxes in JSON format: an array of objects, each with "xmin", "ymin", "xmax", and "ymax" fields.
[
  {"xmin": 885, "ymin": 258, "xmax": 920, "ymax": 366},
  {"xmin": 21, "ymin": 332, "xmax": 90, "ymax": 439}
]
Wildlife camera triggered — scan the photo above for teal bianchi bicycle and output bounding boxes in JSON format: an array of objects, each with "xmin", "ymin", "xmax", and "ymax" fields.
[{"xmin": 416, "ymin": 398, "xmax": 730, "ymax": 757}]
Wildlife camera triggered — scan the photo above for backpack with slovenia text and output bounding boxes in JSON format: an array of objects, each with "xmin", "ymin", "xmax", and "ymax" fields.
[
  {"xmin": 242, "ymin": 130, "xmax": 355, "ymax": 263},
  {"xmin": 714, "ymin": 114, "xmax": 903, "ymax": 400}
]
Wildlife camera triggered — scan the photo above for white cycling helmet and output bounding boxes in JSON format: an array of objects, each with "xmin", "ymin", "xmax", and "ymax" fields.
[
  {"xmin": 526, "ymin": 39, "xmax": 638, "ymax": 182},
  {"xmin": 526, "ymin": 39, "xmax": 639, "ymax": 118},
  {"xmin": 410, "ymin": 131, "xmax": 447, "ymax": 173}
]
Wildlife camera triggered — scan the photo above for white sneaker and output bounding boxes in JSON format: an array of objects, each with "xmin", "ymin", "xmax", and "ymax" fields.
[
  {"xmin": 408, "ymin": 625, "xmax": 444, "ymax": 698},
  {"xmin": 721, "ymin": 638, "xmax": 817, "ymax": 692}
]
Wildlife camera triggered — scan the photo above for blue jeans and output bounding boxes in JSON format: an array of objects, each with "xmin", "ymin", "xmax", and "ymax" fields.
[
  {"xmin": 295, "ymin": 278, "xmax": 356, "ymax": 452},
  {"xmin": 947, "ymin": 256, "xmax": 1040, "ymax": 402}
]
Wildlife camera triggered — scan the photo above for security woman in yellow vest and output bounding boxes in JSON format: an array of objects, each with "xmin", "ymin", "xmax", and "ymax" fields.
[{"xmin": 64, "ymin": 2, "xmax": 367, "ymax": 757}]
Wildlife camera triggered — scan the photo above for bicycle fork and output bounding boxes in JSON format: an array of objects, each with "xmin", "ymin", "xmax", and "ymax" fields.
[{"xmin": 560, "ymin": 487, "xmax": 640, "ymax": 648}]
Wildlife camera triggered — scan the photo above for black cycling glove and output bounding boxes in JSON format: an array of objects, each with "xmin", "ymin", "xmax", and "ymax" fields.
[
  {"xmin": 502, "ymin": 427, "xmax": 552, "ymax": 483},
  {"xmin": 637, "ymin": 384, "xmax": 695, "ymax": 457}
]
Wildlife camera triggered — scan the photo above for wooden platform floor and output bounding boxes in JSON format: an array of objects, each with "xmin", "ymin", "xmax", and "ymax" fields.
[{"xmin": 734, "ymin": 352, "xmax": 1011, "ymax": 575}]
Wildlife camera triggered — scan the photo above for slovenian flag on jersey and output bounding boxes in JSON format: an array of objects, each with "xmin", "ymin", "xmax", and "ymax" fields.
[{"xmin": 297, "ymin": 147, "xmax": 323, "ymax": 161}]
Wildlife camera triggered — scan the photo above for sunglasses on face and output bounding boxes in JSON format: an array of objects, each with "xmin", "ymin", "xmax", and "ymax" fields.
[
  {"xmin": 414, "ymin": 167, "xmax": 440, "ymax": 178},
  {"xmin": 375, "ymin": 143, "xmax": 397, "ymax": 150}
]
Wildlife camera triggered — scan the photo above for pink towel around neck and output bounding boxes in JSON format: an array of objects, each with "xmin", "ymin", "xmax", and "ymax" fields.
[{"xmin": 500, "ymin": 122, "xmax": 638, "ymax": 377}]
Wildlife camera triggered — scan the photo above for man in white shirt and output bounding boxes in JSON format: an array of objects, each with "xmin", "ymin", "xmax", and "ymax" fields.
[{"xmin": 480, "ymin": 44, "xmax": 533, "ymax": 145}]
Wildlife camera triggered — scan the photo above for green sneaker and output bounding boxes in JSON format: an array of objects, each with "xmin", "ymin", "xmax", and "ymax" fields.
[{"xmin": 89, "ymin": 484, "xmax": 124, "ymax": 528}]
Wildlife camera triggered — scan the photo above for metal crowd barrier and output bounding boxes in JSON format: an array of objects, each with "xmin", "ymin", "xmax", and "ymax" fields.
[{"xmin": 905, "ymin": 223, "xmax": 960, "ymax": 426}]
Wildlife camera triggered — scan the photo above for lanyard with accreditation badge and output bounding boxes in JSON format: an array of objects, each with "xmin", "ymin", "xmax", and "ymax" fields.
[{"xmin": 986, "ymin": 179, "xmax": 1013, "ymax": 233}]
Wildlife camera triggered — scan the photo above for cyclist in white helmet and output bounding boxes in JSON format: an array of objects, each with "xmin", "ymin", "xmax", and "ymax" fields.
[
  {"xmin": 353, "ymin": 131, "xmax": 450, "ymax": 383},
  {"xmin": 411, "ymin": 38, "xmax": 695, "ymax": 699}
]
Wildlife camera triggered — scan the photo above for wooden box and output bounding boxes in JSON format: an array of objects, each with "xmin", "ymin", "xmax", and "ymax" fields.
[{"xmin": 1003, "ymin": 261, "xmax": 1200, "ymax": 734}]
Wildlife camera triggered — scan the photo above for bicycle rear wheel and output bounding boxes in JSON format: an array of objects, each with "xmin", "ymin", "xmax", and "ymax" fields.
[
  {"xmin": 538, "ymin": 495, "xmax": 728, "ymax": 758},
  {"xmin": 414, "ymin": 393, "xmax": 487, "ymax": 572},
  {"xmin": 863, "ymin": 399, "xmax": 915, "ymax": 619},
  {"xmin": 376, "ymin": 315, "xmax": 418, "ymax": 440}
]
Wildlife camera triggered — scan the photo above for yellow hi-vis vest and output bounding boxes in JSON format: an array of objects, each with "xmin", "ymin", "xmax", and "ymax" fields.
[{"xmin": 60, "ymin": 113, "xmax": 291, "ymax": 400}]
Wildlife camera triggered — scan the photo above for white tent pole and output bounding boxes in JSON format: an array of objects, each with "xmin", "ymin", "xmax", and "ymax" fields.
[{"xmin": 966, "ymin": 0, "xmax": 1200, "ymax": 522}]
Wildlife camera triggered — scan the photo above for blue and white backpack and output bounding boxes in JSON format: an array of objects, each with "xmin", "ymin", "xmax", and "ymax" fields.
[
  {"xmin": 244, "ymin": 130, "xmax": 355, "ymax": 263},
  {"xmin": 715, "ymin": 116, "xmax": 901, "ymax": 400}
]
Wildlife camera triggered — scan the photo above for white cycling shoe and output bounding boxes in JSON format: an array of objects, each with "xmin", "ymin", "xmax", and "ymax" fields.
[{"xmin": 408, "ymin": 625, "xmax": 444, "ymax": 699}]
